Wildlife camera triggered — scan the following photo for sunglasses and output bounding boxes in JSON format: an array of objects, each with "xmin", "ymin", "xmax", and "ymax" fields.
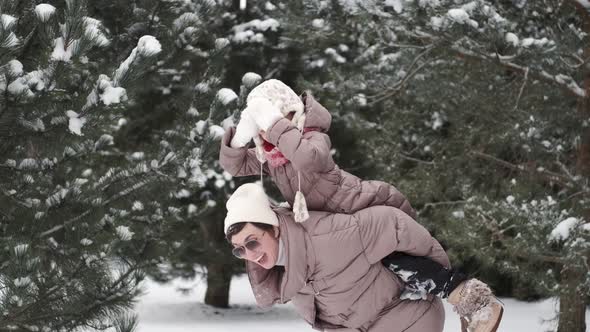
[{"xmin": 232, "ymin": 232, "xmax": 266, "ymax": 259}]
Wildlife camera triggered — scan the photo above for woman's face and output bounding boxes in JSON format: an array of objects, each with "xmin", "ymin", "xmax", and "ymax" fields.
[{"xmin": 231, "ymin": 223, "xmax": 280, "ymax": 270}]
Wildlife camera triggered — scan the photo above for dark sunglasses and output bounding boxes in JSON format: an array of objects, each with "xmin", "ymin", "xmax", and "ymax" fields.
[{"xmin": 232, "ymin": 232, "xmax": 266, "ymax": 259}]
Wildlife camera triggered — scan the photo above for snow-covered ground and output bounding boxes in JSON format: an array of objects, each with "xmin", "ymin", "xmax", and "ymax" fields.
[{"xmin": 133, "ymin": 275, "xmax": 590, "ymax": 332}]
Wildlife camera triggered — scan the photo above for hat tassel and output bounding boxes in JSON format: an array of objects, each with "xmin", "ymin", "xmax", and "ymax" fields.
[{"xmin": 293, "ymin": 171, "xmax": 309, "ymax": 223}]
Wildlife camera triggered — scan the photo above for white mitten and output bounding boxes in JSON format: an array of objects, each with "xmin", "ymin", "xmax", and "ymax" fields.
[
  {"xmin": 230, "ymin": 110, "xmax": 259, "ymax": 148},
  {"xmin": 246, "ymin": 97, "xmax": 284, "ymax": 132}
]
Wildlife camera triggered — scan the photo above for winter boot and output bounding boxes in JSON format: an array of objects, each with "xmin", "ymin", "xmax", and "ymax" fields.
[{"xmin": 447, "ymin": 279, "xmax": 504, "ymax": 332}]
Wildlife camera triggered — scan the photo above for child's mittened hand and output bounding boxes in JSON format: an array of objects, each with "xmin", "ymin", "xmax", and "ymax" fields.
[
  {"xmin": 230, "ymin": 110, "xmax": 259, "ymax": 148},
  {"xmin": 246, "ymin": 97, "xmax": 284, "ymax": 132}
]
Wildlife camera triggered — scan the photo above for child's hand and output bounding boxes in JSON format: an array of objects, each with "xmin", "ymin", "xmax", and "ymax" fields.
[
  {"xmin": 230, "ymin": 110, "xmax": 259, "ymax": 148},
  {"xmin": 246, "ymin": 97, "xmax": 284, "ymax": 132}
]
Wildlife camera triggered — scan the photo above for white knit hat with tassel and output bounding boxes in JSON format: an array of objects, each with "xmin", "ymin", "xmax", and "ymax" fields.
[{"xmin": 246, "ymin": 79, "xmax": 309, "ymax": 223}]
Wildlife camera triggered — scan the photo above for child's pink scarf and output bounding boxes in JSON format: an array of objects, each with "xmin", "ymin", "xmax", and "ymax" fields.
[{"xmin": 262, "ymin": 128, "xmax": 319, "ymax": 168}]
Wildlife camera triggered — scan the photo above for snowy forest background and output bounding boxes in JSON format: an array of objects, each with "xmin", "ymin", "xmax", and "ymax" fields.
[{"xmin": 0, "ymin": 0, "xmax": 589, "ymax": 331}]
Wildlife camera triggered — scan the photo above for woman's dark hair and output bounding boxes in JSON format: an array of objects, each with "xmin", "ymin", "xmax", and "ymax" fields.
[{"xmin": 226, "ymin": 222, "xmax": 274, "ymax": 242}]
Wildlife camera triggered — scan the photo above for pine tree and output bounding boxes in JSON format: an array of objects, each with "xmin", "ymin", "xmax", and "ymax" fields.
[
  {"xmin": 278, "ymin": 1, "xmax": 590, "ymax": 330},
  {"xmin": 0, "ymin": 1, "xmax": 165, "ymax": 330}
]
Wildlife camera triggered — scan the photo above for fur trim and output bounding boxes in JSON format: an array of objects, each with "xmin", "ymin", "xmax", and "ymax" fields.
[{"xmin": 452, "ymin": 279, "xmax": 492, "ymax": 317}]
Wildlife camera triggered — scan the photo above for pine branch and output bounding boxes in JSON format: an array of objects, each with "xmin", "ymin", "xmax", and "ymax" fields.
[
  {"xmin": 39, "ymin": 176, "xmax": 155, "ymax": 238},
  {"xmin": 469, "ymin": 150, "xmax": 575, "ymax": 189}
]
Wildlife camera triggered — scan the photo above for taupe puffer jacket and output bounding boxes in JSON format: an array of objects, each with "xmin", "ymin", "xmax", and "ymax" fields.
[
  {"xmin": 219, "ymin": 92, "xmax": 417, "ymax": 218},
  {"xmin": 247, "ymin": 206, "xmax": 449, "ymax": 331}
]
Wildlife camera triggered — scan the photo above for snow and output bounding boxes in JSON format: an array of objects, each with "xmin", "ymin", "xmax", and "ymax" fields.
[
  {"xmin": 217, "ymin": 88, "xmax": 238, "ymax": 105},
  {"xmin": 209, "ymin": 125, "xmax": 225, "ymax": 139},
  {"xmin": 242, "ymin": 72, "xmax": 261, "ymax": 87},
  {"xmin": 232, "ymin": 19, "xmax": 280, "ymax": 43},
  {"xmin": 8, "ymin": 60, "xmax": 23, "ymax": 76},
  {"xmin": 240, "ymin": 0, "xmax": 247, "ymax": 10},
  {"xmin": 114, "ymin": 36, "xmax": 161, "ymax": 85},
  {"xmin": 386, "ymin": 0, "xmax": 404, "ymax": 13},
  {"xmin": 137, "ymin": 35, "xmax": 162, "ymax": 57},
  {"xmin": 51, "ymin": 37, "xmax": 80, "ymax": 62},
  {"xmin": 215, "ymin": 38, "xmax": 230, "ymax": 50},
  {"xmin": 2, "ymin": 31, "xmax": 19, "ymax": 48},
  {"xmin": 83, "ymin": 17, "xmax": 109, "ymax": 47},
  {"xmin": 7, "ymin": 70, "xmax": 46, "ymax": 97},
  {"xmin": 447, "ymin": 9, "xmax": 470, "ymax": 23},
  {"xmin": 125, "ymin": 275, "xmax": 590, "ymax": 332},
  {"xmin": 549, "ymin": 217, "xmax": 580, "ymax": 242},
  {"xmin": 447, "ymin": 8, "xmax": 478, "ymax": 28},
  {"xmin": 14, "ymin": 277, "xmax": 31, "ymax": 288},
  {"xmin": 116, "ymin": 226, "xmax": 134, "ymax": 241},
  {"xmin": 505, "ymin": 33, "xmax": 519, "ymax": 47},
  {"xmin": 66, "ymin": 110, "xmax": 86, "ymax": 136},
  {"xmin": 576, "ymin": 0, "xmax": 590, "ymax": 10},
  {"xmin": 325, "ymin": 48, "xmax": 346, "ymax": 63},
  {"xmin": 35, "ymin": 4, "xmax": 56, "ymax": 22},
  {"xmin": 101, "ymin": 85, "xmax": 128, "ymax": 105},
  {"xmin": 312, "ymin": 19, "xmax": 325, "ymax": 29},
  {"xmin": 1, "ymin": 14, "xmax": 16, "ymax": 29}
]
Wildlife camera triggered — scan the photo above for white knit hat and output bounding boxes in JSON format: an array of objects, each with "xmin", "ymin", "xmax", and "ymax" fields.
[
  {"xmin": 224, "ymin": 183, "xmax": 279, "ymax": 234},
  {"xmin": 247, "ymin": 79, "xmax": 306, "ymax": 131}
]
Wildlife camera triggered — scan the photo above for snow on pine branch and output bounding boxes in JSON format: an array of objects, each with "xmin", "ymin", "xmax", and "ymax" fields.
[
  {"xmin": 113, "ymin": 35, "xmax": 162, "ymax": 86},
  {"xmin": 35, "ymin": 4, "xmax": 56, "ymax": 22},
  {"xmin": 51, "ymin": 16, "xmax": 109, "ymax": 62},
  {"xmin": 549, "ymin": 217, "xmax": 582, "ymax": 242},
  {"xmin": 450, "ymin": 45, "xmax": 587, "ymax": 98},
  {"xmin": 231, "ymin": 19, "xmax": 279, "ymax": 43},
  {"xmin": 80, "ymin": 35, "xmax": 161, "ymax": 117},
  {"xmin": 216, "ymin": 88, "xmax": 238, "ymax": 105}
]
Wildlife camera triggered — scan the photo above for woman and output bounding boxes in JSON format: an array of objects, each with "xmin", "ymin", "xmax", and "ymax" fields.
[
  {"xmin": 220, "ymin": 79, "xmax": 503, "ymax": 332},
  {"xmin": 224, "ymin": 183, "xmax": 448, "ymax": 332}
]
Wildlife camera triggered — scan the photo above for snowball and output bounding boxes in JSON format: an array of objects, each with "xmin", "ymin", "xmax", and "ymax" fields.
[
  {"xmin": 35, "ymin": 4, "xmax": 56, "ymax": 22},
  {"xmin": 209, "ymin": 125, "xmax": 225, "ymax": 139}
]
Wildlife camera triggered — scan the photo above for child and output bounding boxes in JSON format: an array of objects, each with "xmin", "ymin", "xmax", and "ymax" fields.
[{"xmin": 220, "ymin": 79, "xmax": 503, "ymax": 332}]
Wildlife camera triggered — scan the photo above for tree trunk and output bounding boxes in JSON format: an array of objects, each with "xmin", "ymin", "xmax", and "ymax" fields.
[
  {"xmin": 557, "ymin": 3, "xmax": 590, "ymax": 332},
  {"xmin": 202, "ymin": 206, "xmax": 235, "ymax": 308},
  {"xmin": 557, "ymin": 266, "xmax": 587, "ymax": 332},
  {"xmin": 204, "ymin": 261, "xmax": 232, "ymax": 308}
]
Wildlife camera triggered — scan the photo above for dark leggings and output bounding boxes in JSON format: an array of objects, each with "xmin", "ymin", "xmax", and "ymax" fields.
[{"xmin": 381, "ymin": 252, "xmax": 468, "ymax": 299}]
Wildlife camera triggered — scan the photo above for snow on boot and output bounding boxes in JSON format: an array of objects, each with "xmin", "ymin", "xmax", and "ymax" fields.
[{"xmin": 447, "ymin": 279, "xmax": 504, "ymax": 332}]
